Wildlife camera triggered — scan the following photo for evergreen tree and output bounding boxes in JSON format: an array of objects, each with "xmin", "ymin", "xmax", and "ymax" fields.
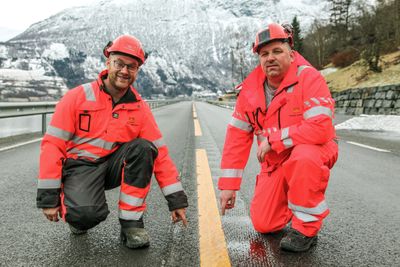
[{"xmin": 291, "ymin": 16, "xmax": 304, "ymax": 53}]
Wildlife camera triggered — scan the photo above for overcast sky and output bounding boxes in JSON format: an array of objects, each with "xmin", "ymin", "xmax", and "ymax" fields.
[{"xmin": 0, "ymin": 0, "xmax": 99, "ymax": 41}]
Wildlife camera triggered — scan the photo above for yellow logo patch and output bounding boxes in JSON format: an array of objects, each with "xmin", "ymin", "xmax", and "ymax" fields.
[{"xmin": 127, "ymin": 117, "xmax": 136, "ymax": 125}]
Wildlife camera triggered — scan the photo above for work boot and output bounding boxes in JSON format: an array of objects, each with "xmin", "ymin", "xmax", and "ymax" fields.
[
  {"xmin": 68, "ymin": 224, "xmax": 87, "ymax": 235},
  {"xmin": 121, "ymin": 227, "xmax": 150, "ymax": 249},
  {"xmin": 280, "ymin": 228, "xmax": 318, "ymax": 252}
]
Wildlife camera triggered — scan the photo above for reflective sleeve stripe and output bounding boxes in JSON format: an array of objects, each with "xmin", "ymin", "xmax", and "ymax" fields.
[
  {"xmin": 46, "ymin": 125, "xmax": 73, "ymax": 141},
  {"xmin": 67, "ymin": 147, "xmax": 100, "ymax": 159},
  {"xmin": 304, "ymin": 101, "xmax": 311, "ymax": 107},
  {"xmin": 257, "ymin": 135, "xmax": 267, "ymax": 142},
  {"xmin": 161, "ymin": 182, "xmax": 184, "ymax": 196},
  {"xmin": 304, "ymin": 106, "xmax": 333, "ymax": 120},
  {"xmin": 153, "ymin": 138, "xmax": 165, "ymax": 148},
  {"xmin": 310, "ymin": 97, "xmax": 321, "ymax": 105},
  {"xmin": 82, "ymin": 83, "xmax": 96, "ymax": 101},
  {"xmin": 293, "ymin": 211, "xmax": 318, "ymax": 222},
  {"xmin": 297, "ymin": 65, "xmax": 311, "ymax": 76},
  {"xmin": 118, "ymin": 209, "xmax": 143, "ymax": 220},
  {"xmin": 288, "ymin": 200, "xmax": 328, "ymax": 215},
  {"xmin": 221, "ymin": 169, "xmax": 243, "ymax": 178},
  {"xmin": 119, "ymin": 192, "xmax": 144, "ymax": 207},
  {"xmin": 229, "ymin": 117, "xmax": 253, "ymax": 132},
  {"xmin": 281, "ymin": 127, "xmax": 289, "ymax": 140},
  {"xmin": 37, "ymin": 179, "xmax": 61, "ymax": 189},
  {"xmin": 283, "ymin": 138, "xmax": 293, "ymax": 149},
  {"xmin": 71, "ymin": 136, "xmax": 116, "ymax": 150}
]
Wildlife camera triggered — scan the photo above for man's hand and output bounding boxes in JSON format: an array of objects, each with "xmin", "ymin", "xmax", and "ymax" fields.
[
  {"xmin": 42, "ymin": 207, "xmax": 61, "ymax": 222},
  {"xmin": 171, "ymin": 208, "xmax": 188, "ymax": 227},
  {"xmin": 219, "ymin": 190, "xmax": 236, "ymax": 215},
  {"xmin": 257, "ymin": 138, "xmax": 271, "ymax": 163}
]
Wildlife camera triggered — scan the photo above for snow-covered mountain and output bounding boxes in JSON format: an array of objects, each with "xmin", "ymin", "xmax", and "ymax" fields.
[{"xmin": 0, "ymin": 0, "xmax": 331, "ymax": 101}]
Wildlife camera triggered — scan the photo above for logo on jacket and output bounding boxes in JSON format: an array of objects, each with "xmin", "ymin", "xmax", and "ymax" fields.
[{"xmin": 127, "ymin": 117, "xmax": 136, "ymax": 125}]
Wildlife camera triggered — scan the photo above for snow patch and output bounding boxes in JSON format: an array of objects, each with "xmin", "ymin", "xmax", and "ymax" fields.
[
  {"xmin": 335, "ymin": 115, "xmax": 400, "ymax": 134},
  {"xmin": 42, "ymin": 43, "xmax": 69, "ymax": 60}
]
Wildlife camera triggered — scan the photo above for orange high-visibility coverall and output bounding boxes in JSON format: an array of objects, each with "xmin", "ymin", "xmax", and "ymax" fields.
[
  {"xmin": 219, "ymin": 52, "xmax": 338, "ymax": 237},
  {"xmin": 37, "ymin": 69, "xmax": 187, "ymax": 228}
]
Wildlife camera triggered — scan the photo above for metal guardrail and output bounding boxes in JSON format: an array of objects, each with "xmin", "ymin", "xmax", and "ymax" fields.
[
  {"xmin": 206, "ymin": 100, "xmax": 236, "ymax": 110},
  {"xmin": 0, "ymin": 100, "xmax": 181, "ymax": 135}
]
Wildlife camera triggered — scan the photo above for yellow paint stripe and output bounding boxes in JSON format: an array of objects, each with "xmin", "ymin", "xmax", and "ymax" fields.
[
  {"xmin": 194, "ymin": 119, "xmax": 202, "ymax": 136},
  {"xmin": 197, "ymin": 149, "xmax": 231, "ymax": 267},
  {"xmin": 193, "ymin": 103, "xmax": 197, "ymax": 118}
]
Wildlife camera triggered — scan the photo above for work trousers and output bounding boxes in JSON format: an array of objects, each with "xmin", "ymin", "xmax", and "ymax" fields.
[
  {"xmin": 250, "ymin": 141, "xmax": 338, "ymax": 237},
  {"xmin": 61, "ymin": 138, "xmax": 158, "ymax": 231}
]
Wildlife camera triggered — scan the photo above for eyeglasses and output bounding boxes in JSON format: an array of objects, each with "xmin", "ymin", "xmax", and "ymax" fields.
[{"xmin": 112, "ymin": 60, "xmax": 139, "ymax": 72}]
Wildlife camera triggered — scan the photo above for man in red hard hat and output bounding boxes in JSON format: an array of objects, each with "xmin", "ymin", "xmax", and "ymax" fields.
[
  {"xmin": 219, "ymin": 23, "xmax": 338, "ymax": 252},
  {"xmin": 37, "ymin": 34, "xmax": 188, "ymax": 249}
]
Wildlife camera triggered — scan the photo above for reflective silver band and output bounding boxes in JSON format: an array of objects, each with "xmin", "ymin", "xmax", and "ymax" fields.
[
  {"xmin": 289, "ymin": 200, "xmax": 328, "ymax": 215},
  {"xmin": 281, "ymin": 127, "xmax": 289, "ymax": 140},
  {"xmin": 257, "ymin": 135, "xmax": 267, "ymax": 142},
  {"xmin": 283, "ymin": 138, "xmax": 293, "ymax": 149},
  {"xmin": 68, "ymin": 147, "xmax": 100, "ymax": 159},
  {"xmin": 37, "ymin": 178, "xmax": 61, "ymax": 189},
  {"xmin": 221, "ymin": 169, "xmax": 243, "ymax": 178},
  {"xmin": 297, "ymin": 65, "xmax": 311, "ymax": 76},
  {"xmin": 229, "ymin": 117, "xmax": 253, "ymax": 132},
  {"xmin": 153, "ymin": 138, "xmax": 165, "ymax": 148},
  {"xmin": 161, "ymin": 182, "xmax": 184, "ymax": 196},
  {"xmin": 304, "ymin": 106, "xmax": 333, "ymax": 120},
  {"xmin": 72, "ymin": 135, "xmax": 116, "ymax": 150},
  {"xmin": 293, "ymin": 211, "xmax": 318, "ymax": 222},
  {"xmin": 310, "ymin": 97, "xmax": 321, "ymax": 105},
  {"xmin": 304, "ymin": 101, "xmax": 311, "ymax": 107},
  {"xmin": 119, "ymin": 192, "xmax": 144, "ymax": 207},
  {"xmin": 46, "ymin": 125, "xmax": 73, "ymax": 141},
  {"xmin": 287, "ymin": 85, "xmax": 295, "ymax": 93},
  {"xmin": 118, "ymin": 209, "xmax": 143, "ymax": 220},
  {"xmin": 82, "ymin": 83, "xmax": 96, "ymax": 101}
]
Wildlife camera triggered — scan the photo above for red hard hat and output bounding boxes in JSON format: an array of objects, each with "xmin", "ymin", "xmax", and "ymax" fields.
[
  {"xmin": 103, "ymin": 35, "xmax": 147, "ymax": 65},
  {"xmin": 252, "ymin": 23, "xmax": 294, "ymax": 53}
]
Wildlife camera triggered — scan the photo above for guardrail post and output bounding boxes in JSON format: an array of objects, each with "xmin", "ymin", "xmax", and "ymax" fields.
[{"xmin": 42, "ymin": 114, "xmax": 47, "ymax": 134}]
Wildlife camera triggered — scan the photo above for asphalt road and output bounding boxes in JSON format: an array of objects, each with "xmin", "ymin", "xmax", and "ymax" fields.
[{"xmin": 0, "ymin": 101, "xmax": 399, "ymax": 266}]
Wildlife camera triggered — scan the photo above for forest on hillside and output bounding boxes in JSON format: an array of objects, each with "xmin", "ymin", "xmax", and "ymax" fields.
[{"xmin": 294, "ymin": 0, "xmax": 400, "ymax": 72}]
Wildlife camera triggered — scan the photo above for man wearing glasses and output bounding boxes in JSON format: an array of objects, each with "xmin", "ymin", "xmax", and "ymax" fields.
[{"xmin": 36, "ymin": 35, "xmax": 188, "ymax": 249}]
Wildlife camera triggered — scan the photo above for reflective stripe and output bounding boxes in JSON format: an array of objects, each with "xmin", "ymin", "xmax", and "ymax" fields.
[
  {"xmin": 283, "ymin": 138, "xmax": 293, "ymax": 149},
  {"xmin": 229, "ymin": 117, "xmax": 253, "ymax": 132},
  {"xmin": 310, "ymin": 97, "xmax": 320, "ymax": 105},
  {"xmin": 119, "ymin": 192, "xmax": 144, "ymax": 207},
  {"xmin": 304, "ymin": 106, "xmax": 333, "ymax": 120},
  {"xmin": 287, "ymin": 85, "xmax": 295, "ymax": 93},
  {"xmin": 37, "ymin": 178, "xmax": 61, "ymax": 189},
  {"xmin": 288, "ymin": 200, "xmax": 328, "ymax": 215},
  {"xmin": 153, "ymin": 138, "xmax": 165, "ymax": 148},
  {"xmin": 293, "ymin": 211, "xmax": 318, "ymax": 222},
  {"xmin": 297, "ymin": 65, "xmax": 311, "ymax": 76},
  {"xmin": 221, "ymin": 169, "xmax": 243, "ymax": 178},
  {"xmin": 304, "ymin": 101, "xmax": 311, "ymax": 107},
  {"xmin": 281, "ymin": 127, "xmax": 289, "ymax": 140},
  {"xmin": 161, "ymin": 182, "xmax": 184, "ymax": 196},
  {"xmin": 46, "ymin": 125, "xmax": 73, "ymax": 141},
  {"xmin": 71, "ymin": 136, "xmax": 116, "ymax": 150},
  {"xmin": 257, "ymin": 135, "xmax": 266, "ymax": 142},
  {"xmin": 267, "ymin": 128, "xmax": 272, "ymax": 134},
  {"xmin": 68, "ymin": 147, "xmax": 100, "ymax": 159},
  {"xmin": 320, "ymin": 97, "xmax": 330, "ymax": 104},
  {"xmin": 82, "ymin": 83, "xmax": 96, "ymax": 101},
  {"xmin": 119, "ymin": 209, "xmax": 143, "ymax": 220}
]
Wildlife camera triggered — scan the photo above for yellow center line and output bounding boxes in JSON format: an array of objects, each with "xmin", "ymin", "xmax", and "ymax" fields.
[
  {"xmin": 193, "ymin": 103, "xmax": 202, "ymax": 136},
  {"xmin": 197, "ymin": 149, "xmax": 231, "ymax": 267}
]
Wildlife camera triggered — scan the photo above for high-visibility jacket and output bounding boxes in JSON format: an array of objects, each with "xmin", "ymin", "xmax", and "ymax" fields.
[
  {"xmin": 219, "ymin": 52, "xmax": 336, "ymax": 190},
  {"xmin": 37, "ymin": 69, "xmax": 183, "ymax": 208}
]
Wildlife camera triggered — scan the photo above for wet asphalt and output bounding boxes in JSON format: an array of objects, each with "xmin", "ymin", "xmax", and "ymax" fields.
[{"xmin": 0, "ymin": 101, "xmax": 399, "ymax": 266}]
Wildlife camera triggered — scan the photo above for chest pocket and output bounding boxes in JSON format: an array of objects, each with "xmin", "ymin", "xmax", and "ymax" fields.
[
  {"xmin": 77, "ymin": 103, "xmax": 106, "ymax": 133},
  {"xmin": 286, "ymin": 85, "xmax": 303, "ymax": 117}
]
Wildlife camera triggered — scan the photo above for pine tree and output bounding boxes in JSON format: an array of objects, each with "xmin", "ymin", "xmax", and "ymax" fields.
[{"xmin": 291, "ymin": 16, "xmax": 304, "ymax": 53}]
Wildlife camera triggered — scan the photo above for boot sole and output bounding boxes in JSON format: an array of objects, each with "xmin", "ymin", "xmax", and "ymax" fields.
[{"xmin": 121, "ymin": 233, "xmax": 150, "ymax": 249}]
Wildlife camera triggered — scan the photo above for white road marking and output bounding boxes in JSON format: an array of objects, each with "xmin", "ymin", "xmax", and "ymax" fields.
[
  {"xmin": 0, "ymin": 138, "xmax": 42, "ymax": 152},
  {"xmin": 346, "ymin": 141, "xmax": 390, "ymax": 153}
]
